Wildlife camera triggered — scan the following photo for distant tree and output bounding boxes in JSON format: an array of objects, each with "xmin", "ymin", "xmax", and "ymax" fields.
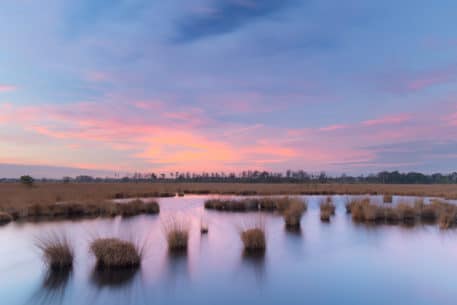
[
  {"xmin": 62, "ymin": 176, "xmax": 71, "ymax": 184},
  {"xmin": 20, "ymin": 175, "xmax": 34, "ymax": 187}
]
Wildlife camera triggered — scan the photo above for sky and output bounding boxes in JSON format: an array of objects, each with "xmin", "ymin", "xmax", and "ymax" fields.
[{"xmin": 0, "ymin": 0, "xmax": 457, "ymax": 178}]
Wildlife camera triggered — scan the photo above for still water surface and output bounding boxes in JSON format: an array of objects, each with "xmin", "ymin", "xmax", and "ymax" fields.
[{"xmin": 1, "ymin": 195, "xmax": 457, "ymax": 305}]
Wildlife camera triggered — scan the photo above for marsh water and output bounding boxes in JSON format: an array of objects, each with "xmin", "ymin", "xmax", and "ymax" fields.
[{"xmin": 1, "ymin": 195, "xmax": 457, "ymax": 305}]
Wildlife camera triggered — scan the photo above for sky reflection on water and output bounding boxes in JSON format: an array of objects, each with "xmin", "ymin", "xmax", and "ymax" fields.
[{"xmin": 1, "ymin": 195, "xmax": 457, "ymax": 305}]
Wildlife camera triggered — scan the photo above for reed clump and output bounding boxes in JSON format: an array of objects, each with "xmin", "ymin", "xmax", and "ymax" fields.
[
  {"xmin": 90, "ymin": 238, "xmax": 142, "ymax": 269},
  {"xmin": 320, "ymin": 197, "xmax": 335, "ymax": 222},
  {"xmin": 117, "ymin": 199, "xmax": 160, "ymax": 216},
  {"xmin": 283, "ymin": 199, "xmax": 307, "ymax": 228},
  {"xmin": 163, "ymin": 217, "xmax": 189, "ymax": 252},
  {"xmin": 0, "ymin": 211, "xmax": 13, "ymax": 224},
  {"xmin": 383, "ymin": 194, "xmax": 393, "ymax": 203},
  {"xmin": 36, "ymin": 234, "xmax": 74, "ymax": 271},
  {"xmin": 241, "ymin": 226, "xmax": 266, "ymax": 253}
]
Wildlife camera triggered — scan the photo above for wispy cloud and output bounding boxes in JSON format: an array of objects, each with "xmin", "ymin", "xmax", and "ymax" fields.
[
  {"xmin": 0, "ymin": 84, "xmax": 16, "ymax": 93},
  {"xmin": 174, "ymin": 0, "xmax": 297, "ymax": 42}
]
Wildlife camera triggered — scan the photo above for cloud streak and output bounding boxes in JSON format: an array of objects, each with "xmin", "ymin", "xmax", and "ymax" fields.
[{"xmin": 175, "ymin": 0, "xmax": 296, "ymax": 42}]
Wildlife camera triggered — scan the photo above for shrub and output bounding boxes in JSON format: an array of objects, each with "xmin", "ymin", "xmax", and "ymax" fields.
[
  {"xmin": 90, "ymin": 238, "xmax": 142, "ymax": 269},
  {"xmin": 0, "ymin": 211, "xmax": 13, "ymax": 225},
  {"xmin": 20, "ymin": 175, "xmax": 34, "ymax": 187},
  {"xmin": 36, "ymin": 233, "xmax": 74, "ymax": 271}
]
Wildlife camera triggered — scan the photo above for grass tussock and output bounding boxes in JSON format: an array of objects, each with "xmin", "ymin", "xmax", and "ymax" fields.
[
  {"xmin": 36, "ymin": 233, "xmax": 74, "ymax": 271},
  {"xmin": 383, "ymin": 194, "xmax": 393, "ymax": 203},
  {"xmin": 90, "ymin": 238, "xmax": 142, "ymax": 269},
  {"xmin": 240, "ymin": 219, "xmax": 266, "ymax": 253},
  {"xmin": 320, "ymin": 197, "xmax": 335, "ymax": 222},
  {"xmin": 163, "ymin": 217, "xmax": 190, "ymax": 252},
  {"xmin": 0, "ymin": 211, "xmax": 13, "ymax": 224},
  {"xmin": 283, "ymin": 198, "xmax": 307, "ymax": 228},
  {"xmin": 200, "ymin": 219, "xmax": 209, "ymax": 234}
]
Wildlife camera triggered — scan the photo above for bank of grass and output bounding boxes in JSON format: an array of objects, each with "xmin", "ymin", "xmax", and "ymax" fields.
[
  {"xmin": 346, "ymin": 198, "xmax": 457, "ymax": 228},
  {"xmin": 0, "ymin": 199, "xmax": 159, "ymax": 224},
  {"xmin": 90, "ymin": 238, "xmax": 142, "ymax": 269},
  {"xmin": 36, "ymin": 233, "xmax": 74, "ymax": 271},
  {"xmin": 163, "ymin": 217, "xmax": 189, "ymax": 252},
  {"xmin": 1, "ymin": 183, "xmax": 457, "ymax": 208},
  {"xmin": 204, "ymin": 196, "xmax": 305, "ymax": 213}
]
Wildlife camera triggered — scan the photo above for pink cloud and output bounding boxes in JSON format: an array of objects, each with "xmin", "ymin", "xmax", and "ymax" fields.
[
  {"xmin": 1, "ymin": 100, "xmax": 455, "ymax": 173},
  {"xmin": 0, "ymin": 85, "xmax": 16, "ymax": 92},
  {"xmin": 383, "ymin": 66, "xmax": 457, "ymax": 93},
  {"xmin": 362, "ymin": 114, "xmax": 411, "ymax": 126},
  {"xmin": 319, "ymin": 124, "xmax": 348, "ymax": 132}
]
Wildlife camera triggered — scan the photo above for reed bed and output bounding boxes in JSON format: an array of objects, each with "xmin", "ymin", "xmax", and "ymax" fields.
[
  {"xmin": 346, "ymin": 198, "xmax": 457, "ymax": 228},
  {"xmin": 204, "ymin": 196, "xmax": 305, "ymax": 213},
  {"xmin": 2, "ymin": 183, "xmax": 456, "ymax": 209},
  {"xmin": 36, "ymin": 233, "xmax": 74, "ymax": 271},
  {"xmin": 240, "ymin": 220, "xmax": 266, "ymax": 253},
  {"xmin": 90, "ymin": 238, "xmax": 142, "ymax": 269},
  {"xmin": 0, "ymin": 199, "xmax": 159, "ymax": 224},
  {"xmin": 163, "ymin": 217, "xmax": 190, "ymax": 252}
]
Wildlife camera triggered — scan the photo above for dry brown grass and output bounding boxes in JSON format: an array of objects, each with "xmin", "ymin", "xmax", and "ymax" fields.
[
  {"xmin": 241, "ymin": 226, "xmax": 266, "ymax": 253},
  {"xmin": 346, "ymin": 197, "xmax": 457, "ymax": 228},
  {"xmin": 204, "ymin": 196, "xmax": 306, "ymax": 213},
  {"xmin": 1, "ymin": 183, "xmax": 456, "ymax": 208},
  {"xmin": 163, "ymin": 217, "xmax": 189, "ymax": 252},
  {"xmin": 320, "ymin": 197, "xmax": 336, "ymax": 215},
  {"xmin": 283, "ymin": 199, "xmax": 307, "ymax": 228},
  {"xmin": 383, "ymin": 194, "xmax": 393, "ymax": 203},
  {"xmin": 90, "ymin": 238, "xmax": 142, "ymax": 269},
  {"xmin": 0, "ymin": 198, "xmax": 160, "ymax": 224},
  {"xmin": 36, "ymin": 233, "xmax": 74, "ymax": 270},
  {"xmin": 320, "ymin": 209, "xmax": 331, "ymax": 222}
]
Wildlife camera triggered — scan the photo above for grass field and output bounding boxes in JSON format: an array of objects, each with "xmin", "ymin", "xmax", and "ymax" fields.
[{"xmin": 1, "ymin": 183, "xmax": 456, "ymax": 209}]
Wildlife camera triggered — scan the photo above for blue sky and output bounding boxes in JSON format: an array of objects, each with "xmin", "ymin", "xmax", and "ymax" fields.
[{"xmin": 0, "ymin": 0, "xmax": 456, "ymax": 177}]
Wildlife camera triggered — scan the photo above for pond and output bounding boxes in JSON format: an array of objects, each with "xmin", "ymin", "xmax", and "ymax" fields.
[{"xmin": 1, "ymin": 195, "xmax": 457, "ymax": 305}]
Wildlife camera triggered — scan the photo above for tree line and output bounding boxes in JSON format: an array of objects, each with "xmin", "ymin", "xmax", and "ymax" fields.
[{"xmin": 4, "ymin": 170, "xmax": 457, "ymax": 184}]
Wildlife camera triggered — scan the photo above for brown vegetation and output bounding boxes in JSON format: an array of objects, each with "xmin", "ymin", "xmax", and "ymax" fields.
[
  {"xmin": 283, "ymin": 199, "xmax": 307, "ymax": 228},
  {"xmin": 90, "ymin": 238, "xmax": 142, "ymax": 269},
  {"xmin": 320, "ymin": 197, "xmax": 335, "ymax": 222},
  {"xmin": 383, "ymin": 194, "xmax": 393, "ymax": 203},
  {"xmin": 36, "ymin": 234, "xmax": 74, "ymax": 270},
  {"xmin": 241, "ymin": 225, "xmax": 266, "ymax": 253},
  {"xmin": 205, "ymin": 196, "xmax": 306, "ymax": 213},
  {"xmin": 163, "ymin": 217, "xmax": 189, "ymax": 252},
  {"xmin": 0, "ymin": 198, "xmax": 159, "ymax": 224},
  {"xmin": 346, "ymin": 197, "xmax": 457, "ymax": 228},
  {"xmin": 1, "ymin": 182, "xmax": 456, "ymax": 208}
]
